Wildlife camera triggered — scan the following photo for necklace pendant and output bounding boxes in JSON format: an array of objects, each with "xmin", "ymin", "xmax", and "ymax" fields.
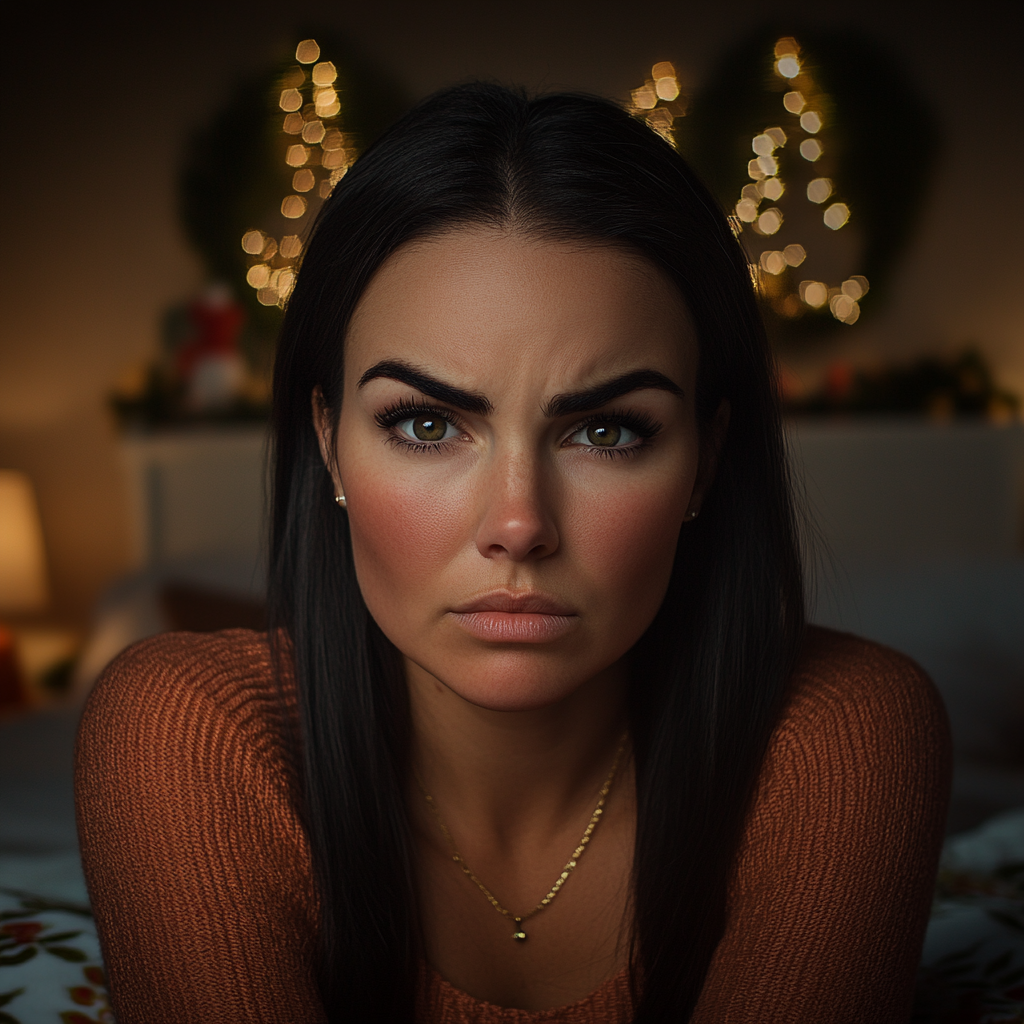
[{"xmin": 512, "ymin": 919, "xmax": 527, "ymax": 942}]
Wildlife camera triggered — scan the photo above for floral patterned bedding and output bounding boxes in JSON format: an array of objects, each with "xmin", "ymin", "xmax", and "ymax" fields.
[{"xmin": 0, "ymin": 891, "xmax": 110, "ymax": 1024}]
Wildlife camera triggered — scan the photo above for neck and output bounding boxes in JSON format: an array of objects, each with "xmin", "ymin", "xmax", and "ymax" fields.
[{"xmin": 407, "ymin": 657, "xmax": 629, "ymax": 847}]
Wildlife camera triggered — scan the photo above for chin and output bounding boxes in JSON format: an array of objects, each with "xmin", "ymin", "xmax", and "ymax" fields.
[{"xmin": 419, "ymin": 650, "xmax": 596, "ymax": 713}]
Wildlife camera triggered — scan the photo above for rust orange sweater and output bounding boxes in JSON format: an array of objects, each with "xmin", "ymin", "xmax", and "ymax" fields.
[{"xmin": 75, "ymin": 626, "xmax": 950, "ymax": 1022}]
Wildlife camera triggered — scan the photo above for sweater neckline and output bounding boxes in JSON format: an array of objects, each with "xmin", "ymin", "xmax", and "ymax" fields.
[{"xmin": 418, "ymin": 961, "xmax": 631, "ymax": 1021}]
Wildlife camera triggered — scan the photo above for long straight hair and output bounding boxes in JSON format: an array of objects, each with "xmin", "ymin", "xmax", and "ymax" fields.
[{"xmin": 269, "ymin": 82, "xmax": 804, "ymax": 1021}]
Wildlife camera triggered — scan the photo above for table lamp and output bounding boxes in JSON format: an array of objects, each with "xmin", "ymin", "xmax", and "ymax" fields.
[{"xmin": 0, "ymin": 470, "xmax": 49, "ymax": 708}]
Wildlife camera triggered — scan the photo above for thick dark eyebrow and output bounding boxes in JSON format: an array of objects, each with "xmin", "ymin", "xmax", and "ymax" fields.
[
  {"xmin": 357, "ymin": 359, "xmax": 493, "ymax": 414},
  {"xmin": 543, "ymin": 370, "xmax": 684, "ymax": 417}
]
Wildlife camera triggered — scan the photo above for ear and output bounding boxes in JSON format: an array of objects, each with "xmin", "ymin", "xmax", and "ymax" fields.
[
  {"xmin": 311, "ymin": 386, "xmax": 339, "ymax": 478},
  {"xmin": 689, "ymin": 399, "xmax": 730, "ymax": 515}
]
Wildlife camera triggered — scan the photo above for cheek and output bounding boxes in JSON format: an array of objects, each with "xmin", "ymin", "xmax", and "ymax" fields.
[
  {"xmin": 568, "ymin": 478, "xmax": 688, "ymax": 614},
  {"xmin": 345, "ymin": 468, "xmax": 468, "ymax": 617}
]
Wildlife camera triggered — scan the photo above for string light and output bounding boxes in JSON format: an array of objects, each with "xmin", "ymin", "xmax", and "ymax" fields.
[
  {"xmin": 722, "ymin": 35, "xmax": 870, "ymax": 325},
  {"xmin": 240, "ymin": 38, "xmax": 355, "ymax": 308},
  {"xmin": 627, "ymin": 62, "xmax": 687, "ymax": 145}
]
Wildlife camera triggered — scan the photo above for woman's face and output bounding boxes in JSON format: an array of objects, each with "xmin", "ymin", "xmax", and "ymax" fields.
[{"xmin": 322, "ymin": 226, "xmax": 711, "ymax": 713}]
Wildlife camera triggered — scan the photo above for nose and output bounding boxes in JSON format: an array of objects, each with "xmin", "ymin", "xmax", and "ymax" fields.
[{"xmin": 474, "ymin": 449, "xmax": 559, "ymax": 562}]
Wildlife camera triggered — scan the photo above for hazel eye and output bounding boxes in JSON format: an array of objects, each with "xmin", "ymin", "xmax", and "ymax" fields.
[
  {"xmin": 398, "ymin": 414, "xmax": 457, "ymax": 443},
  {"xmin": 571, "ymin": 420, "xmax": 640, "ymax": 448}
]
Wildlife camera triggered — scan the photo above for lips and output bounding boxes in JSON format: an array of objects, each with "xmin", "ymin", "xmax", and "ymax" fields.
[
  {"xmin": 452, "ymin": 591, "xmax": 575, "ymax": 616},
  {"xmin": 450, "ymin": 591, "xmax": 578, "ymax": 643}
]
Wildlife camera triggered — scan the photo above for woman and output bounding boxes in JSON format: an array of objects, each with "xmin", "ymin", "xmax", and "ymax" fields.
[{"xmin": 76, "ymin": 84, "xmax": 950, "ymax": 1022}]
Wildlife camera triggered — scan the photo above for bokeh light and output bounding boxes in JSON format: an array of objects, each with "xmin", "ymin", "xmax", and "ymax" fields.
[
  {"xmin": 246, "ymin": 264, "xmax": 271, "ymax": 288},
  {"xmin": 762, "ymin": 177, "xmax": 784, "ymax": 200},
  {"xmin": 279, "ymin": 88, "xmax": 303, "ymax": 112},
  {"xmin": 241, "ymin": 230, "xmax": 265, "ymax": 255},
  {"xmin": 283, "ymin": 113, "xmax": 304, "ymax": 134},
  {"xmin": 800, "ymin": 139, "xmax": 823, "ymax": 161},
  {"xmin": 279, "ymin": 235, "xmax": 303, "ymax": 259},
  {"xmin": 842, "ymin": 275, "xmax": 870, "ymax": 299},
  {"xmin": 776, "ymin": 57, "xmax": 801, "ymax": 78},
  {"xmin": 736, "ymin": 198, "xmax": 758, "ymax": 222},
  {"xmin": 321, "ymin": 128, "xmax": 344, "ymax": 150},
  {"xmin": 806, "ymin": 177, "xmax": 832, "ymax": 203},
  {"xmin": 830, "ymin": 293, "xmax": 860, "ymax": 323},
  {"xmin": 295, "ymin": 39, "xmax": 321, "ymax": 64},
  {"xmin": 783, "ymin": 243, "xmax": 806, "ymax": 266},
  {"xmin": 315, "ymin": 88, "xmax": 341, "ymax": 117},
  {"xmin": 800, "ymin": 111, "xmax": 822, "ymax": 133},
  {"xmin": 285, "ymin": 144, "xmax": 309, "ymax": 167},
  {"xmin": 757, "ymin": 208, "xmax": 783, "ymax": 235},
  {"xmin": 292, "ymin": 168, "xmax": 315, "ymax": 192},
  {"xmin": 301, "ymin": 120, "xmax": 325, "ymax": 144},
  {"xmin": 322, "ymin": 148, "xmax": 348, "ymax": 170},
  {"xmin": 311, "ymin": 61, "xmax": 337, "ymax": 86},
  {"xmin": 281, "ymin": 195, "xmax": 307, "ymax": 219},
  {"xmin": 783, "ymin": 91, "xmax": 805, "ymax": 114},
  {"xmin": 800, "ymin": 281, "xmax": 828, "ymax": 308},
  {"xmin": 631, "ymin": 84, "xmax": 658, "ymax": 110},
  {"xmin": 760, "ymin": 250, "xmax": 787, "ymax": 275},
  {"xmin": 823, "ymin": 202, "xmax": 851, "ymax": 230}
]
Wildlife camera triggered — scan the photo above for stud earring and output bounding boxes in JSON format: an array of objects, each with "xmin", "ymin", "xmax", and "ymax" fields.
[
  {"xmin": 686, "ymin": 508, "xmax": 699, "ymax": 520},
  {"xmin": 335, "ymin": 493, "xmax": 347, "ymax": 509}
]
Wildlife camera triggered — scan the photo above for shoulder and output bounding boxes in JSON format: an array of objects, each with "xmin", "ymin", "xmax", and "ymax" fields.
[
  {"xmin": 775, "ymin": 624, "xmax": 950, "ymax": 760},
  {"xmin": 699, "ymin": 640, "xmax": 952, "ymax": 1018},
  {"xmin": 746, "ymin": 624, "xmax": 952, "ymax": 853},
  {"xmin": 75, "ymin": 634, "xmax": 323, "ymax": 1021},
  {"xmin": 76, "ymin": 629, "xmax": 300, "ymax": 796}
]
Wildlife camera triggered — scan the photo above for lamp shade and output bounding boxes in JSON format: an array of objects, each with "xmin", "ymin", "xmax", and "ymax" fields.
[{"xmin": 0, "ymin": 470, "xmax": 48, "ymax": 614}]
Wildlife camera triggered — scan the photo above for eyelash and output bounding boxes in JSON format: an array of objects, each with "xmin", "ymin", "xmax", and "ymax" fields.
[
  {"xmin": 567, "ymin": 408, "xmax": 662, "ymax": 460},
  {"xmin": 375, "ymin": 399, "xmax": 468, "ymax": 453},
  {"xmin": 373, "ymin": 399, "xmax": 661, "ymax": 458}
]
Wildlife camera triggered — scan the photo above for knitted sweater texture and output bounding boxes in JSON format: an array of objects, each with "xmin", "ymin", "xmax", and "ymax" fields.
[{"xmin": 75, "ymin": 626, "xmax": 950, "ymax": 1022}]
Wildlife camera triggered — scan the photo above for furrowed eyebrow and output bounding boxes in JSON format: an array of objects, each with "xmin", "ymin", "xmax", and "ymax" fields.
[
  {"xmin": 357, "ymin": 359, "xmax": 493, "ymax": 414},
  {"xmin": 543, "ymin": 370, "xmax": 684, "ymax": 417}
]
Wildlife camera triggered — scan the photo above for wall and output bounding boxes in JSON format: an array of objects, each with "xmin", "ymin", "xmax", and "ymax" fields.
[{"xmin": 0, "ymin": 0, "xmax": 1021, "ymax": 623}]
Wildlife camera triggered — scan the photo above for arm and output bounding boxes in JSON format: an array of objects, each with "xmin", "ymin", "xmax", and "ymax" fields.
[
  {"xmin": 693, "ymin": 629, "xmax": 952, "ymax": 1023},
  {"xmin": 74, "ymin": 631, "xmax": 326, "ymax": 1024}
]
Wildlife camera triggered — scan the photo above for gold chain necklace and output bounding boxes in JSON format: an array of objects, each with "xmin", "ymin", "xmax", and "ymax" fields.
[{"xmin": 416, "ymin": 736, "xmax": 627, "ymax": 942}]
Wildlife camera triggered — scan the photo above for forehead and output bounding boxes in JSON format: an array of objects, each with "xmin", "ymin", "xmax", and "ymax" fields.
[{"xmin": 344, "ymin": 226, "xmax": 696, "ymax": 397}]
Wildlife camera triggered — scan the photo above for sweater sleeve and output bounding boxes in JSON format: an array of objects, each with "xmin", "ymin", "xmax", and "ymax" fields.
[
  {"xmin": 74, "ymin": 630, "xmax": 327, "ymax": 1024},
  {"xmin": 692, "ymin": 627, "xmax": 952, "ymax": 1023}
]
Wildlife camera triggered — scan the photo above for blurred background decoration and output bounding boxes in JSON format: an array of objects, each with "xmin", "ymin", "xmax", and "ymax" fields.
[
  {"xmin": 109, "ymin": 32, "xmax": 409, "ymax": 430},
  {"xmin": 0, "ymin": 471, "xmax": 79, "ymax": 710},
  {"xmin": 785, "ymin": 347, "xmax": 1021, "ymax": 419},
  {"xmin": 626, "ymin": 60, "xmax": 688, "ymax": 143},
  {"xmin": 679, "ymin": 24, "xmax": 939, "ymax": 345}
]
